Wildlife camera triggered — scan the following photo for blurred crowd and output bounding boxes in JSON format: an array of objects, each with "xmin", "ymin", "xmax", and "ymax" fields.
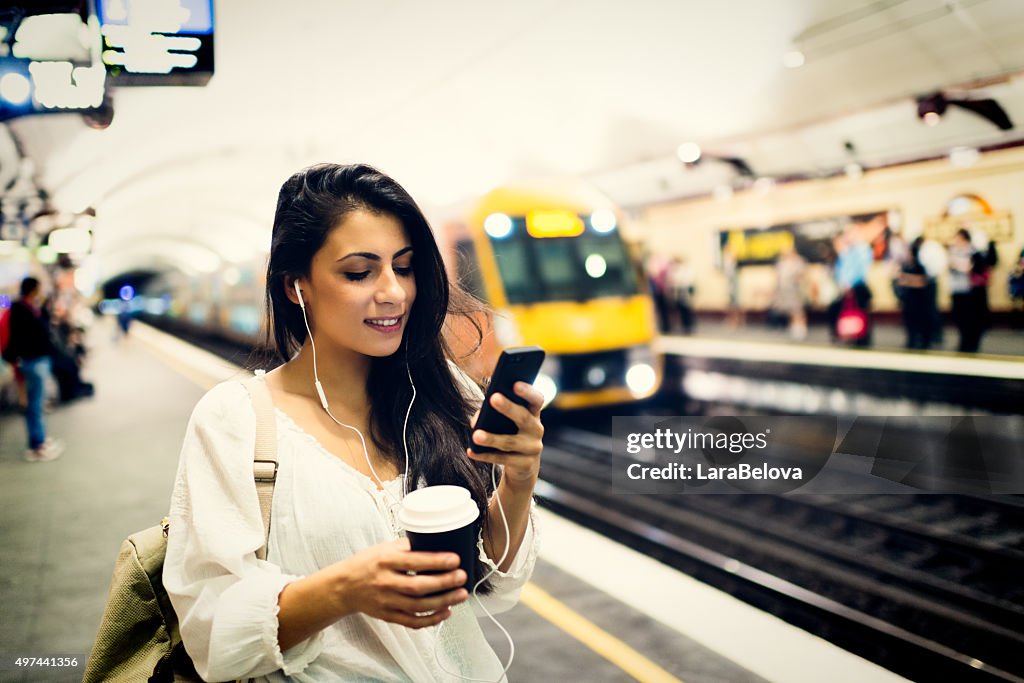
[
  {"xmin": 1, "ymin": 274, "xmax": 95, "ymax": 462},
  {"xmin": 645, "ymin": 228, "xmax": 1021, "ymax": 354}
]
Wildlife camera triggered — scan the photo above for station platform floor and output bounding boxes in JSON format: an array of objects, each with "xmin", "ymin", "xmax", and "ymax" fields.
[
  {"xmin": 0, "ymin": 320, "xmax": 909, "ymax": 682},
  {"xmin": 674, "ymin": 318, "xmax": 1023, "ymax": 358}
]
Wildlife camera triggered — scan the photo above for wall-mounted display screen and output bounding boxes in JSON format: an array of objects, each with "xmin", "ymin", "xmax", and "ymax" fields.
[{"xmin": 96, "ymin": 0, "xmax": 214, "ymax": 85}]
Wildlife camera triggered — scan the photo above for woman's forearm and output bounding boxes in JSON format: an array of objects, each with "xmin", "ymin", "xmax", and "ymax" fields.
[
  {"xmin": 483, "ymin": 472, "xmax": 535, "ymax": 572},
  {"xmin": 277, "ymin": 567, "xmax": 349, "ymax": 652}
]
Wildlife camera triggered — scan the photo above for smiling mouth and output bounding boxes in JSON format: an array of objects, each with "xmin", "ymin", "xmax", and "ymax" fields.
[{"xmin": 365, "ymin": 316, "xmax": 403, "ymax": 331}]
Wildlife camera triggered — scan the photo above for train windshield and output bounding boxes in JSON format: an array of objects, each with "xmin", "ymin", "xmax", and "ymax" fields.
[{"xmin": 491, "ymin": 218, "xmax": 638, "ymax": 304}]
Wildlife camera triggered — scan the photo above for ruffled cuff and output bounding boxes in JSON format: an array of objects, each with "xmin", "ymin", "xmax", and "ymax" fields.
[
  {"xmin": 207, "ymin": 573, "xmax": 324, "ymax": 680},
  {"xmin": 472, "ymin": 501, "xmax": 540, "ymax": 616}
]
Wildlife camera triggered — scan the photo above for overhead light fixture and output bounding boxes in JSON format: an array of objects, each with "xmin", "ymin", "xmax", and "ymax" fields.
[
  {"xmin": 916, "ymin": 92, "xmax": 1013, "ymax": 130},
  {"xmin": 782, "ymin": 49, "xmax": 805, "ymax": 69},
  {"xmin": 949, "ymin": 146, "xmax": 980, "ymax": 168},
  {"xmin": 48, "ymin": 227, "xmax": 93, "ymax": 254},
  {"xmin": 676, "ymin": 142, "xmax": 702, "ymax": 164},
  {"xmin": 844, "ymin": 162, "xmax": 864, "ymax": 180},
  {"xmin": 917, "ymin": 93, "xmax": 946, "ymax": 126},
  {"xmin": 721, "ymin": 156, "xmax": 756, "ymax": 178},
  {"xmin": 842, "ymin": 141, "xmax": 864, "ymax": 179}
]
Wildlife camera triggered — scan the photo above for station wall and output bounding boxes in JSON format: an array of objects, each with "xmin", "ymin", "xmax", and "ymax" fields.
[{"xmin": 631, "ymin": 146, "xmax": 1024, "ymax": 313}]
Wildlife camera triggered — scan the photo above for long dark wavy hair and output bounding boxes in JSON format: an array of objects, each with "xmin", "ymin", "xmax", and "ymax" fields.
[{"xmin": 265, "ymin": 163, "xmax": 496, "ymax": 589}]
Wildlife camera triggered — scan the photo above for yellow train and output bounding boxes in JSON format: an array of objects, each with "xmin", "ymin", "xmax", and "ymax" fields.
[{"xmin": 444, "ymin": 178, "xmax": 662, "ymax": 410}]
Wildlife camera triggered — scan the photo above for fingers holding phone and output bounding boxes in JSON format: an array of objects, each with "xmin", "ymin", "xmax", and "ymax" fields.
[{"xmin": 467, "ymin": 348, "xmax": 546, "ymax": 481}]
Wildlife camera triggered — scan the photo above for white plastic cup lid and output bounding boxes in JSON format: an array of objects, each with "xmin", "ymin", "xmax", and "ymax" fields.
[{"xmin": 398, "ymin": 485, "xmax": 479, "ymax": 533}]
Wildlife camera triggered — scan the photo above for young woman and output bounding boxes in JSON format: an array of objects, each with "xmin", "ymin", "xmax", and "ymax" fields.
[{"xmin": 164, "ymin": 164, "xmax": 543, "ymax": 682}]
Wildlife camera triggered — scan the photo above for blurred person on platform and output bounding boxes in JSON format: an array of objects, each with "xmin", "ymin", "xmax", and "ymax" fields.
[
  {"xmin": 667, "ymin": 255, "xmax": 695, "ymax": 334},
  {"xmin": 828, "ymin": 229, "xmax": 873, "ymax": 347},
  {"xmin": 645, "ymin": 252, "xmax": 671, "ymax": 333},
  {"xmin": 47, "ymin": 292, "xmax": 94, "ymax": 402},
  {"xmin": 722, "ymin": 243, "xmax": 744, "ymax": 327},
  {"xmin": 117, "ymin": 300, "xmax": 133, "ymax": 336},
  {"xmin": 773, "ymin": 245, "xmax": 807, "ymax": 340},
  {"xmin": 948, "ymin": 228, "xmax": 991, "ymax": 352},
  {"xmin": 1009, "ymin": 245, "xmax": 1024, "ymax": 330},
  {"xmin": 887, "ymin": 229, "xmax": 909, "ymax": 304},
  {"xmin": 897, "ymin": 237, "xmax": 937, "ymax": 350},
  {"xmin": 1, "ymin": 277, "xmax": 64, "ymax": 462},
  {"xmin": 917, "ymin": 237, "xmax": 948, "ymax": 346},
  {"xmin": 163, "ymin": 164, "xmax": 542, "ymax": 682}
]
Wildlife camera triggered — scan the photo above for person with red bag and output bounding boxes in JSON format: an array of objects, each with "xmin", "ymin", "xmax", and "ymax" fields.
[{"xmin": 828, "ymin": 230, "xmax": 873, "ymax": 347}]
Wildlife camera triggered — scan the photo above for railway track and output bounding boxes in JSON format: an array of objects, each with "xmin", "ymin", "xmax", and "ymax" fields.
[{"xmin": 539, "ymin": 426, "xmax": 1024, "ymax": 683}]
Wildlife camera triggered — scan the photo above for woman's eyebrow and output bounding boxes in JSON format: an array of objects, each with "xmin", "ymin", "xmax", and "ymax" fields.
[{"xmin": 338, "ymin": 246, "xmax": 413, "ymax": 263}]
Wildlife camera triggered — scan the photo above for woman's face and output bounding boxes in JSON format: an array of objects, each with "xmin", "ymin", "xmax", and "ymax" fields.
[{"xmin": 298, "ymin": 209, "xmax": 417, "ymax": 358}]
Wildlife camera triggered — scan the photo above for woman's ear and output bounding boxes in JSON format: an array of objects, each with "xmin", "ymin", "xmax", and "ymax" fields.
[{"xmin": 285, "ymin": 276, "xmax": 303, "ymax": 306}]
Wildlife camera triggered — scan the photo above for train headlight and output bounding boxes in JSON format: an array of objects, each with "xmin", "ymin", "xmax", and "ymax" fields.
[
  {"xmin": 484, "ymin": 213, "xmax": 513, "ymax": 239},
  {"xmin": 534, "ymin": 355, "xmax": 560, "ymax": 407},
  {"xmin": 534, "ymin": 372, "xmax": 558, "ymax": 408},
  {"xmin": 590, "ymin": 209, "xmax": 617, "ymax": 233},
  {"xmin": 625, "ymin": 345, "xmax": 657, "ymax": 396},
  {"xmin": 626, "ymin": 363, "xmax": 657, "ymax": 397}
]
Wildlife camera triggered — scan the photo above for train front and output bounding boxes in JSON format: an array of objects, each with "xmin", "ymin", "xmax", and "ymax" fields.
[{"xmin": 456, "ymin": 181, "xmax": 662, "ymax": 410}]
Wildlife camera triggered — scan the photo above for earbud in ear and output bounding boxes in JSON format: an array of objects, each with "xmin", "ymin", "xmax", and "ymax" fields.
[{"xmin": 293, "ymin": 280, "xmax": 305, "ymax": 308}]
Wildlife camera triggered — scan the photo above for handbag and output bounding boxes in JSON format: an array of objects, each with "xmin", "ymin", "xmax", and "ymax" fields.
[
  {"xmin": 83, "ymin": 374, "xmax": 279, "ymax": 683},
  {"xmin": 835, "ymin": 292, "xmax": 868, "ymax": 342}
]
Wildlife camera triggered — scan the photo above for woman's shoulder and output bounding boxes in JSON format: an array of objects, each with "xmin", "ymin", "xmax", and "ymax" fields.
[{"xmin": 189, "ymin": 376, "xmax": 255, "ymax": 424}]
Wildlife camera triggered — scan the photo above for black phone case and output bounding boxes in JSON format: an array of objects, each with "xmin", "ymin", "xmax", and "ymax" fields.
[{"xmin": 470, "ymin": 346, "xmax": 545, "ymax": 454}]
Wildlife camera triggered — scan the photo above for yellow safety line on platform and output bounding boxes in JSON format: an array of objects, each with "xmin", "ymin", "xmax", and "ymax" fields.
[
  {"xmin": 134, "ymin": 322, "xmax": 683, "ymax": 683},
  {"xmin": 520, "ymin": 583, "xmax": 684, "ymax": 683}
]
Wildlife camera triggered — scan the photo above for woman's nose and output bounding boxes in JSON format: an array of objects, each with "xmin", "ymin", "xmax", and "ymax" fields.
[{"xmin": 375, "ymin": 268, "xmax": 407, "ymax": 304}]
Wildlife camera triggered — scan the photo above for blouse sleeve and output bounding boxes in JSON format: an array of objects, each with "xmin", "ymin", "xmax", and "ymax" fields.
[
  {"xmin": 163, "ymin": 381, "xmax": 323, "ymax": 681},
  {"xmin": 472, "ymin": 500, "xmax": 540, "ymax": 617}
]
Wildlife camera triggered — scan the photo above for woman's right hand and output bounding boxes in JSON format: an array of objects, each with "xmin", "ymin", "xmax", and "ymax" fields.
[{"xmin": 331, "ymin": 538, "xmax": 469, "ymax": 629}]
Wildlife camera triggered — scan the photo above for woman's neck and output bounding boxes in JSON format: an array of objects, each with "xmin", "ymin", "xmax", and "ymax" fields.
[{"xmin": 285, "ymin": 341, "xmax": 371, "ymax": 415}]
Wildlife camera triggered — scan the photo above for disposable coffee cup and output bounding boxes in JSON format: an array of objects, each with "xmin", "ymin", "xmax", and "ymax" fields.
[{"xmin": 398, "ymin": 485, "xmax": 479, "ymax": 592}]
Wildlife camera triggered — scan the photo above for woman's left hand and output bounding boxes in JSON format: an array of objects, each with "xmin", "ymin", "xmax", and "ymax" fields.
[{"xmin": 467, "ymin": 381, "xmax": 545, "ymax": 485}]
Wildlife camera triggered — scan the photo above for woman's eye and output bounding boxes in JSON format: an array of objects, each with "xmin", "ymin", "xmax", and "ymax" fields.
[
  {"xmin": 395, "ymin": 266, "xmax": 413, "ymax": 277},
  {"xmin": 344, "ymin": 271, "xmax": 370, "ymax": 281}
]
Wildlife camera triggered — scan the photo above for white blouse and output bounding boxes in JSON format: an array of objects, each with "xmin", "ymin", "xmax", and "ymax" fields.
[{"xmin": 163, "ymin": 371, "xmax": 539, "ymax": 682}]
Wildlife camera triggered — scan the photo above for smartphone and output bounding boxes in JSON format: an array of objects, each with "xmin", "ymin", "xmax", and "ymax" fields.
[{"xmin": 470, "ymin": 346, "xmax": 546, "ymax": 454}]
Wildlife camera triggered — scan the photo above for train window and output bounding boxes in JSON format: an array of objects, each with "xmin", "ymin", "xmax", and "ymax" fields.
[
  {"xmin": 534, "ymin": 240, "xmax": 578, "ymax": 300},
  {"xmin": 577, "ymin": 234, "xmax": 637, "ymax": 298},
  {"xmin": 455, "ymin": 240, "xmax": 487, "ymax": 301},
  {"xmin": 488, "ymin": 218, "xmax": 639, "ymax": 304},
  {"xmin": 492, "ymin": 237, "xmax": 534, "ymax": 304}
]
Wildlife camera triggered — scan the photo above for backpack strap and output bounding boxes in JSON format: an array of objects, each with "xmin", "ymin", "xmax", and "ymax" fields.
[{"xmin": 242, "ymin": 371, "xmax": 278, "ymax": 562}]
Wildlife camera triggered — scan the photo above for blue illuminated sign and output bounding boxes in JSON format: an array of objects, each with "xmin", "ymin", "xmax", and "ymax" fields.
[
  {"xmin": 97, "ymin": 0, "xmax": 215, "ymax": 85},
  {"xmin": 97, "ymin": 0, "xmax": 213, "ymax": 34},
  {"xmin": 119, "ymin": 285, "xmax": 135, "ymax": 301},
  {"xmin": 0, "ymin": 295, "xmax": 10, "ymax": 309}
]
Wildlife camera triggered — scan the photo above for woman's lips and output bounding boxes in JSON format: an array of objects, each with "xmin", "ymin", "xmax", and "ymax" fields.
[{"xmin": 365, "ymin": 316, "xmax": 402, "ymax": 334}]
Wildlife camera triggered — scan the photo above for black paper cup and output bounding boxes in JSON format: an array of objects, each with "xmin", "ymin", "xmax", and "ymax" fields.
[{"xmin": 398, "ymin": 485, "xmax": 480, "ymax": 592}]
